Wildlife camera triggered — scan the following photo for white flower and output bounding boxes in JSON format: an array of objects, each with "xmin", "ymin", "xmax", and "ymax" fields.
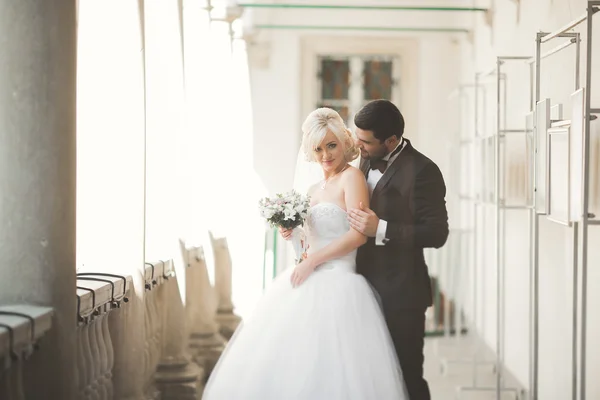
[{"xmin": 257, "ymin": 189, "xmax": 311, "ymax": 227}]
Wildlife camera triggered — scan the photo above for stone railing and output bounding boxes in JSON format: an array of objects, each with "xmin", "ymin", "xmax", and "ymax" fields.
[
  {"xmin": 75, "ymin": 272, "xmax": 130, "ymax": 399},
  {"xmin": 0, "ymin": 305, "xmax": 53, "ymax": 400},
  {"xmin": 73, "ymin": 250, "xmax": 210, "ymax": 400},
  {"xmin": 142, "ymin": 261, "xmax": 169, "ymax": 399},
  {"xmin": 0, "ymin": 233, "xmax": 240, "ymax": 399}
]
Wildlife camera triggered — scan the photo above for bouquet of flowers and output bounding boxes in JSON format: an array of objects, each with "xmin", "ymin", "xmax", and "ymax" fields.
[{"xmin": 258, "ymin": 190, "xmax": 311, "ymax": 264}]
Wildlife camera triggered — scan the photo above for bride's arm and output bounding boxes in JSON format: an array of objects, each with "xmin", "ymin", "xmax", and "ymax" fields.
[{"xmin": 303, "ymin": 168, "xmax": 369, "ymax": 268}]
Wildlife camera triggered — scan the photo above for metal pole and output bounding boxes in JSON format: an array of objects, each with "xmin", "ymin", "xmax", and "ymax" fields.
[
  {"xmin": 572, "ymin": 222, "xmax": 579, "ymax": 400},
  {"xmin": 444, "ymin": 234, "xmax": 452, "ymax": 338},
  {"xmin": 473, "ymin": 74, "xmax": 480, "ymax": 388},
  {"xmin": 456, "ymin": 230, "xmax": 465, "ymax": 344},
  {"xmin": 540, "ymin": 12, "xmax": 589, "ymax": 43},
  {"xmin": 503, "ymin": 76, "xmax": 508, "ymax": 138},
  {"xmin": 481, "ymin": 83, "xmax": 488, "ymax": 371},
  {"xmin": 501, "ymin": 67, "xmax": 508, "ymax": 397},
  {"xmin": 528, "ymin": 168, "xmax": 535, "ymax": 400},
  {"xmin": 453, "ymin": 90, "xmax": 465, "ymax": 344},
  {"xmin": 455, "ymin": 91, "xmax": 464, "ymax": 345},
  {"xmin": 529, "ymin": 62, "xmax": 534, "ymax": 112},
  {"xmin": 527, "ymin": 39, "xmax": 577, "ymax": 62},
  {"xmin": 571, "ymin": 32, "xmax": 582, "ymax": 400},
  {"xmin": 579, "ymin": 4, "xmax": 596, "ymax": 398},
  {"xmin": 530, "ymin": 32, "xmax": 544, "ymax": 400},
  {"xmin": 526, "ymin": 79, "xmax": 535, "ymax": 400},
  {"xmin": 575, "ymin": 33, "xmax": 581, "ymax": 94},
  {"xmin": 495, "ymin": 57, "xmax": 503, "ymax": 400}
]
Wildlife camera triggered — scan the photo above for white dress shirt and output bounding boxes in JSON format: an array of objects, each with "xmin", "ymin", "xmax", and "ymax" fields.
[{"xmin": 366, "ymin": 139, "xmax": 406, "ymax": 246}]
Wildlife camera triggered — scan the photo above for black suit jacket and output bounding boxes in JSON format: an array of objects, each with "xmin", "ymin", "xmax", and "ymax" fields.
[{"xmin": 356, "ymin": 139, "xmax": 449, "ymax": 311}]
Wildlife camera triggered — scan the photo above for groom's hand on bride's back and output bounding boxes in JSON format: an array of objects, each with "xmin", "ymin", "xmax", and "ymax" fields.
[{"xmin": 279, "ymin": 227, "xmax": 293, "ymax": 240}]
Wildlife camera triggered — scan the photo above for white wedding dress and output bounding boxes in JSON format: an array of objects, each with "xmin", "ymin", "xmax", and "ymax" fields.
[{"xmin": 202, "ymin": 202, "xmax": 408, "ymax": 400}]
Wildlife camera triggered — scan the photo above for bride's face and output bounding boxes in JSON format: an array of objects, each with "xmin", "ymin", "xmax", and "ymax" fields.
[{"xmin": 314, "ymin": 130, "xmax": 344, "ymax": 173}]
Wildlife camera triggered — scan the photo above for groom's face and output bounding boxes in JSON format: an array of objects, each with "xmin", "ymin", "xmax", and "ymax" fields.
[{"xmin": 355, "ymin": 128, "xmax": 387, "ymax": 161}]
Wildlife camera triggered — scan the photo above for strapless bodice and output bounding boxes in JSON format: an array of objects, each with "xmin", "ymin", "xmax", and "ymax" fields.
[{"xmin": 306, "ymin": 202, "xmax": 356, "ymax": 271}]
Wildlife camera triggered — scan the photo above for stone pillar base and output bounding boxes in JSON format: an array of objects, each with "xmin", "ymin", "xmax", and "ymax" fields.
[
  {"xmin": 155, "ymin": 355, "xmax": 204, "ymax": 400},
  {"xmin": 157, "ymin": 381, "xmax": 199, "ymax": 400},
  {"xmin": 215, "ymin": 309, "xmax": 241, "ymax": 340},
  {"xmin": 145, "ymin": 385, "xmax": 160, "ymax": 400},
  {"xmin": 189, "ymin": 332, "xmax": 226, "ymax": 379}
]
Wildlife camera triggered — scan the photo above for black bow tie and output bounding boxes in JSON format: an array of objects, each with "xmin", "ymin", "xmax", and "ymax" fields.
[{"xmin": 369, "ymin": 142, "xmax": 403, "ymax": 173}]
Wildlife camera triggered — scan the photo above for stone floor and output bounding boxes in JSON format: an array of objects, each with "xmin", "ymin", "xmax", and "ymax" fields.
[{"xmin": 425, "ymin": 335, "xmax": 526, "ymax": 400}]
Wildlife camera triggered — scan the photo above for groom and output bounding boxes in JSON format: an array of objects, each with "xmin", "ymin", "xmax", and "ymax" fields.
[{"xmin": 348, "ymin": 99, "xmax": 448, "ymax": 400}]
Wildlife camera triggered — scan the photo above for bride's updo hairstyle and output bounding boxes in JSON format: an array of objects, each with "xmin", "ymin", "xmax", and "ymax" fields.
[{"xmin": 301, "ymin": 108, "xmax": 360, "ymax": 163}]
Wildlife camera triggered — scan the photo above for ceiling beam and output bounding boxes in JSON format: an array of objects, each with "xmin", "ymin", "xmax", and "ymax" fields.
[
  {"xmin": 254, "ymin": 24, "xmax": 470, "ymax": 34},
  {"xmin": 238, "ymin": 3, "xmax": 488, "ymax": 13}
]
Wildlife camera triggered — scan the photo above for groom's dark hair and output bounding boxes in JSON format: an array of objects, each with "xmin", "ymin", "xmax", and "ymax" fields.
[{"xmin": 354, "ymin": 99, "xmax": 405, "ymax": 142}]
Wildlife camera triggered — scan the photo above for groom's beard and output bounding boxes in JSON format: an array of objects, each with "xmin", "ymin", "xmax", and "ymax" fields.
[
  {"xmin": 361, "ymin": 146, "xmax": 388, "ymax": 161},
  {"xmin": 361, "ymin": 152, "xmax": 384, "ymax": 161}
]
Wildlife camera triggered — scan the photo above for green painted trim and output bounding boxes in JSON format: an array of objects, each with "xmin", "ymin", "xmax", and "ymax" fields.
[
  {"xmin": 262, "ymin": 230, "xmax": 268, "ymax": 290},
  {"xmin": 272, "ymin": 228, "xmax": 277, "ymax": 279},
  {"xmin": 254, "ymin": 24, "xmax": 470, "ymax": 34},
  {"xmin": 433, "ymin": 279, "xmax": 441, "ymax": 326},
  {"xmin": 425, "ymin": 328, "xmax": 469, "ymax": 337},
  {"xmin": 425, "ymin": 327, "xmax": 469, "ymax": 337},
  {"xmin": 239, "ymin": 3, "xmax": 488, "ymax": 13}
]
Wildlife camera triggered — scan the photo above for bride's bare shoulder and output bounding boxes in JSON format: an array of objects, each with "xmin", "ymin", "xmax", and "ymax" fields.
[{"xmin": 341, "ymin": 165, "xmax": 366, "ymax": 183}]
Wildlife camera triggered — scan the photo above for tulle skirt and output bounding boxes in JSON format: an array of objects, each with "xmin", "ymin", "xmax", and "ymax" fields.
[{"xmin": 202, "ymin": 264, "xmax": 408, "ymax": 400}]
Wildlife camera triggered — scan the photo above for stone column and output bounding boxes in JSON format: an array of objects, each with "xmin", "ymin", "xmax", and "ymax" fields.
[
  {"xmin": 209, "ymin": 233, "xmax": 242, "ymax": 340},
  {"xmin": 186, "ymin": 247, "xmax": 225, "ymax": 378},
  {"xmin": 0, "ymin": 1, "xmax": 77, "ymax": 399},
  {"xmin": 155, "ymin": 278, "xmax": 204, "ymax": 399},
  {"xmin": 154, "ymin": 243, "xmax": 204, "ymax": 399}
]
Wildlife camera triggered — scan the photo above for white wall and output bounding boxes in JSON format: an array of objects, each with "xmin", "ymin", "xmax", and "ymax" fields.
[
  {"xmin": 249, "ymin": 29, "xmax": 302, "ymax": 195},
  {"xmin": 457, "ymin": 0, "xmax": 600, "ymax": 398}
]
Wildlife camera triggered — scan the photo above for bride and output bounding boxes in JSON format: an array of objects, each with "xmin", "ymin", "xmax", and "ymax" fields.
[{"xmin": 202, "ymin": 108, "xmax": 409, "ymax": 399}]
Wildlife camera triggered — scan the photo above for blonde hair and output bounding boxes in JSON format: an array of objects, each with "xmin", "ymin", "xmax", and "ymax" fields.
[{"xmin": 300, "ymin": 108, "xmax": 359, "ymax": 162}]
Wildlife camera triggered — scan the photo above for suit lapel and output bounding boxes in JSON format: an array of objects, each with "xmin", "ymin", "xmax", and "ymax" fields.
[{"xmin": 371, "ymin": 139, "xmax": 413, "ymax": 205}]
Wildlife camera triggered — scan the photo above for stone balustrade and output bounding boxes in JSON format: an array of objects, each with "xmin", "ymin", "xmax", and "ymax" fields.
[
  {"xmin": 75, "ymin": 272, "xmax": 130, "ymax": 399},
  {"xmin": 143, "ymin": 261, "xmax": 169, "ymax": 399},
  {"xmin": 0, "ymin": 241, "xmax": 234, "ymax": 400},
  {"xmin": 0, "ymin": 305, "xmax": 53, "ymax": 400}
]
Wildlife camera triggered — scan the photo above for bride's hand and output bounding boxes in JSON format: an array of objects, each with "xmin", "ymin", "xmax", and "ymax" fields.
[
  {"xmin": 278, "ymin": 226, "xmax": 293, "ymax": 240},
  {"xmin": 290, "ymin": 258, "xmax": 315, "ymax": 287}
]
